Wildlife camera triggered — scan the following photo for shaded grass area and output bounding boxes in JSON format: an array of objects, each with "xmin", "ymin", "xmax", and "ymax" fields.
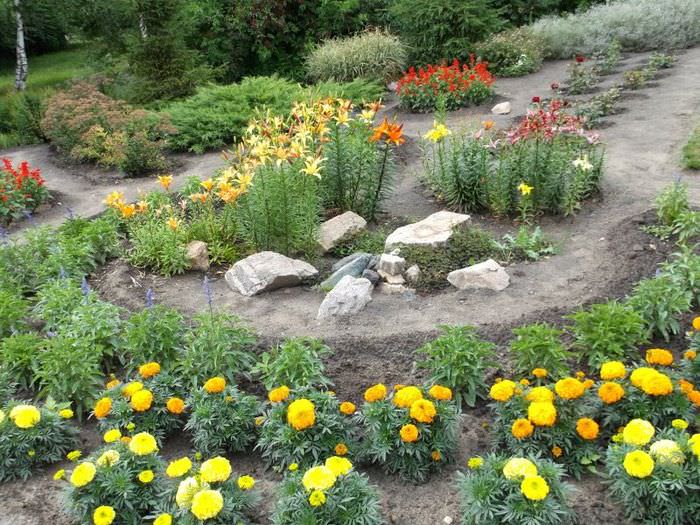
[
  {"xmin": 0, "ymin": 47, "xmax": 90, "ymax": 96},
  {"xmin": 683, "ymin": 124, "xmax": 700, "ymax": 169}
]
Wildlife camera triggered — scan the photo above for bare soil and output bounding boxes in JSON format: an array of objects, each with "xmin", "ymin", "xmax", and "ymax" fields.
[{"xmin": 1, "ymin": 48, "xmax": 700, "ymax": 525}]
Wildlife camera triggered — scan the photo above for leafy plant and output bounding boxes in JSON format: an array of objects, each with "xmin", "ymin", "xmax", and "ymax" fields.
[
  {"xmin": 660, "ymin": 246, "xmax": 700, "ymax": 306},
  {"xmin": 509, "ymin": 323, "xmax": 571, "ymax": 379},
  {"xmin": 0, "ymin": 158, "xmax": 50, "ymax": 225},
  {"xmin": 565, "ymin": 58, "xmax": 599, "ymax": 95},
  {"xmin": 495, "ymin": 226, "xmax": 556, "ymax": 261},
  {"xmin": 575, "ymin": 87, "xmax": 622, "ymax": 128},
  {"xmin": 627, "ymin": 275, "xmax": 693, "ymax": 340},
  {"xmin": 0, "ymin": 286, "xmax": 29, "ymax": 337},
  {"xmin": 417, "ymin": 325, "xmax": 496, "ymax": 407},
  {"xmin": 683, "ymin": 124, "xmax": 700, "ymax": 170},
  {"xmin": 0, "ymin": 333, "xmax": 44, "ymax": 390},
  {"xmin": 622, "ymin": 69, "xmax": 650, "ymax": 90},
  {"xmin": 566, "ymin": 301, "xmax": 648, "ymax": 368},
  {"xmin": 474, "ymin": 27, "xmax": 545, "ymax": 77},
  {"xmin": 593, "ymin": 39, "xmax": 622, "ymax": 74},
  {"xmin": 253, "ymin": 338, "xmax": 333, "ymax": 390},
  {"xmin": 647, "ymin": 52, "xmax": 676, "ymax": 70},
  {"xmin": 122, "ymin": 304, "xmax": 185, "ymax": 371}
]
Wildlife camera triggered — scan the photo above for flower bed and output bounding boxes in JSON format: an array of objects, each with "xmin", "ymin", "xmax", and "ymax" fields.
[{"xmin": 0, "ymin": 159, "xmax": 49, "ymax": 225}]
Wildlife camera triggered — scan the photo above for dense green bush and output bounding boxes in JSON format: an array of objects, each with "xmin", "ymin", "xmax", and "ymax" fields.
[
  {"xmin": 509, "ymin": 323, "xmax": 571, "ymax": 378},
  {"xmin": 0, "ymin": 333, "xmax": 44, "ymax": 390},
  {"xmin": 122, "ymin": 304, "xmax": 185, "ymax": 370},
  {"xmin": 306, "ymin": 30, "xmax": 407, "ymax": 83},
  {"xmin": 253, "ymin": 337, "xmax": 332, "ymax": 390},
  {"xmin": 474, "ymin": 28, "xmax": 545, "ymax": 77}
]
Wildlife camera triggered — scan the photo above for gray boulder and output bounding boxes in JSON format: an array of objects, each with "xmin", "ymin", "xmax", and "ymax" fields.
[
  {"xmin": 317, "ymin": 276, "xmax": 373, "ymax": 320},
  {"xmin": 447, "ymin": 259, "xmax": 510, "ymax": 291},
  {"xmin": 186, "ymin": 240, "xmax": 210, "ymax": 272},
  {"xmin": 385, "ymin": 211, "xmax": 471, "ymax": 249},
  {"xmin": 322, "ymin": 253, "xmax": 372, "ymax": 291},
  {"xmin": 225, "ymin": 251, "xmax": 318, "ymax": 296},
  {"xmin": 318, "ymin": 211, "xmax": 367, "ymax": 253}
]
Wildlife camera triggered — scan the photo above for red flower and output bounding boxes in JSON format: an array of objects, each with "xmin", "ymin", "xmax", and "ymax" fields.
[
  {"xmin": 575, "ymin": 55, "xmax": 585, "ymax": 63},
  {"xmin": 550, "ymin": 82, "xmax": 559, "ymax": 90},
  {"xmin": 532, "ymin": 96, "xmax": 541, "ymax": 103}
]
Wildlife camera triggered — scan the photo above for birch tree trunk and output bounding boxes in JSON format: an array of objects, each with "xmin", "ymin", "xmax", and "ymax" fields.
[{"xmin": 14, "ymin": 0, "xmax": 28, "ymax": 91}]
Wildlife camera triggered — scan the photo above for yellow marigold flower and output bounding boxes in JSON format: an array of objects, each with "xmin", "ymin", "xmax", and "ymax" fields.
[
  {"xmin": 106, "ymin": 379, "xmax": 120, "ymax": 390},
  {"xmin": 70, "ymin": 462, "xmax": 96, "ymax": 487},
  {"xmin": 646, "ymin": 348, "xmax": 674, "ymax": 366},
  {"xmin": 287, "ymin": 399, "xmax": 316, "ymax": 431},
  {"xmin": 335, "ymin": 443, "xmax": 348, "ymax": 456},
  {"xmin": 138, "ymin": 362, "xmax": 161, "ymax": 379},
  {"xmin": 611, "ymin": 433, "xmax": 623, "ymax": 443},
  {"xmin": 191, "ymin": 489, "xmax": 224, "ymax": 520},
  {"xmin": 512, "ymin": 418, "xmax": 534, "ymax": 440},
  {"xmin": 623, "ymin": 450, "xmax": 655, "ymax": 478},
  {"xmin": 59, "ymin": 409, "xmax": 74, "ymax": 419},
  {"xmin": 288, "ymin": 463, "xmax": 299, "ymax": 472},
  {"xmin": 576, "ymin": 418, "xmax": 599, "ymax": 440},
  {"xmin": 640, "ymin": 370, "xmax": 673, "ymax": 396},
  {"xmin": 623, "ymin": 419, "xmax": 655, "ymax": 446},
  {"xmin": 96, "ymin": 449, "xmax": 120, "ymax": 467},
  {"xmin": 138, "ymin": 470, "xmax": 155, "ymax": 483},
  {"xmin": 551, "ymin": 446, "xmax": 563, "ymax": 458},
  {"xmin": 503, "ymin": 457, "xmax": 537, "ymax": 480},
  {"xmin": 554, "ymin": 377, "xmax": 585, "ymax": 400},
  {"xmin": 527, "ymin": 401, "xmax": 557, "ymax": 427},
  {"xmin": 393, "ymin": 386, "xmax": 423, "ymax": 408},
  {"xmin": 121, "ymin": 381, "xmax": 144, "ymax": 399},
  {"xmin": 326, "ymin": 456, "xmax": 353, "ymax": 476},
  {"xmin": 630, "ymin": 367, "xmax": 656, "ymax": 388},
  {"xmin": 400, "ymin": 423, "xmax": 419, "ymax": 443},
  {"xmin": 166, "ymin": 397, "xmax": 185, "ymax": 415},
  {"xmin": 431, "ymin": 450, "xmax": 442, "ymax": 461},
  {"xmin": 176, "ymin": 477, "xmax": 202, "ymax": 510},
  {"xmin": 532, "ymin": 368, "xmax": 548, "ymax": 379},
  {"xmin": 130, "ymin": 389, "xmax": 153, "ymax": 412},
  {"xmin": 521, "ymin": 475, "xmax": 550, "ymax": 501},
  {"xmin": 120, "ymin": 436, "xmax": 131, "ymax": 445},
  {"xmin": 9, "ymin": 404, "xmax": 41, "ymax": 429},
  {"xmin": 309, "ymin": 490, "xmax": 326, "ymax": 507},
  {"xmin": 598, "ymin": 382, "xmax": 625, "ymax": 404},
  {"xmin": 575, "ymin": 371, "xmax": 586, "ymax": 379},
  {"xmin": 649, "ymin": 439, "xmax": 685, "ymax": 465},
  {"xmin": 154, "ymin": 514, "xmax": 172, "ymax": 525},
  {"xmin": 53, "ymin": 469, "xmax": 65, "ymax": 480},
  {"xmin": 582, "ymin": 379, "xmax": 594, "ymax": 389},
  {"xmin": 67, "ymin": 450, "xmax": 81, "ymax": 461},
  {"xmin": 467, "ymin": 457, "xmax": 483, "ymax": 469},
  {"xmin": 600, "ymin": 361, "xmax": 627, "ymax": 380},
  {"xmin": 489, "ymin": 380, "xmax": 517, "ymax": 402},
  {"xmin": 268, "ymin": 386, "xmax": 290, "ymax": 403},
  {"xmin": 672, "ymin": 419, "xmax": 688, "ymax": 430},
  {"xmin": 520, "ymin": 378, "xmax": 530, "ymax": 386},
  {"xmin": 255, "ymin": 416, "xmax": 265, "ymax": 426},
  {"xmin": 410, "ymin": 399, "xmax": 437, "ymax": 424},
  {"xmin": 693, "ymin": 316, "xmax": 700, "ymax": 331},
  {"xmin": 339, "ymin": 401, "xmax": 356, "ymax": 415},
  {"xmin": 204, "ymin": 377, "xmax": 226, "ymax": 394},
  {"xmin": 525, "ymin": 386, "xmax": 555, "ymax": 403},
  {"xmin": 685, "ymin": 350, "xmax": 697, "ymax": 360},
  {"xmin": 129, "ymin": 432, "xmax": 158, "ymax": 455},
  {"xmin": 364, "ymin": 383, "xmax": 387, "ymax": 402},
  {"xmin": 167, "ymin": 457, "xmax": 193, "ymax": 478},
  {"xmin": 237, "ymin": 475, "xmax": 255, "ymax": 490},
  {"xmin": 158, "ymin": 175, "xmax": 173, "ymax": 191},
  {"xmin": 200, "ymin": 456, "xmax": 232, "ymax": 483},
  {"xmin": 103, "ymin": 429, "xmax": 121, "ymax": 443},
  {"xmin": 428, "ymin": 385, "xmax": 453, "ymax": 401},
  {"xmin": 689, "ymin": 434, "xmax": 700, "ymax": 459},
  {"xmin": 93, "ymin": 505, "xmax": 115, "ymax": 525},
  {"xmin": 303, "ymin": 465, "xmax": 337, "ymax": 491}
]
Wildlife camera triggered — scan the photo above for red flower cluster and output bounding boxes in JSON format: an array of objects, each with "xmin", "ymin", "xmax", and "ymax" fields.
[
  {"xmin": 1, "ymin": 158, "xmax": 49, "ymax": 224},
  {"xmin": 396, "ymin": 57, "xmax": 495, "ymax": 112},
  {"xmin": 508, "ymin": 99, "xmax": 591, "ymax": 143}
]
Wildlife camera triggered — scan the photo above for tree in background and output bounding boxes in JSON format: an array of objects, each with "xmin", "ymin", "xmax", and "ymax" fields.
[{"xmin": 12, "ymin": 0, "xmax": 27, "ymax": 90}]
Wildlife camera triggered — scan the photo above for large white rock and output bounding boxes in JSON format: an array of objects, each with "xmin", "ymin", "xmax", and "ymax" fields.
[
  {"xmin": 317, "ymin": 275, "xmax": 373, "ymax": 319},
  {"xmin": 226, "ymin": 251, "xmax": 318, "ymax": 296},
  {"xmin": 385, "ymin": 211, "xmax": 471, "ymax": 249},
  {"xmin": 491, "ymin": 101, "xmax": 511, "ymax": 115},
  {"xmin": 186, "ymin": 240, "xmax": 210, "ymax": 272},
  {"xmin": 447, "ymin": 259, "xmax": 510, "ymax": 291},
  {"xmin": 318, "ymin": 211, "xmax": 367, "ymax": 253},
  {"xmin": 378, "ymin": 253, "xmax": 405, "ymax": 276}
]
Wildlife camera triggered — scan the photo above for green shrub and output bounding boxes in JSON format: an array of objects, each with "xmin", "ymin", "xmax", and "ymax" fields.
[
  {"xmin": 417, "ymin": 326, "xmax": 496, "ymax": 407},
  {"xmin": 32, "ymin": 278, "xmax": 84, "ymax": 330},
  {"xmin": 660, "ymin": 246, "xmax": 700, "ymax": 307},
  {"xmin": 474, "ymin": 28, "xmax": 545, "ymax": 77},
  {"xmin": 565, "ymin": 60, "xmax": 599, "ymax": 95},
  {"xmin": 122, "ymin": 304, "xmax": 185, "ymax": 371},
  {"xmin": 59, "ymin": 297, "xmax": 125, "ymax": 365},
  {"xmin": 307, "ymin": 79, "xmax": 385, "ymax": 103},
  {"xmin": 0, "ymin": 287, "xmax": 29, "ymax": 338},
  {"xmin": 565, "ymin": 301, "xmax": 648, "ymax": 368},
  {"xmin": 622, "ymin": 69, "xmax": 650, "ymax": 90},
  {"xmin": 683, "ymin": 125, "xmax": 700, "ymax": 170},
  {"xmin": 627, "ymin": 275, "xmax": 693, "ymax": 341},
  {"xmin": 253, "ymin": 338, "xmax": 332, "ymax": 390},
  {"xmin": 654, "ymin": 181, "xmax": 690, "ymax": 229},
  {"xmin": 306, "ymin": 29, "xmax": 407, "ymax": 83},
  {"xmin": 388, "ymin": 0, "xmax": 505, "ymax": 65},
  {"xmin": 509, "ymin": 323, "xmax": 571, "ymax": 378},
  {"xmin": 495, "ymin": 226, "xmax": 556, "ymax": 261},
  {"xmin": 126, "ymin": 211, "xmax": 190, "ymax": 276},
  {"xmin": 593, "ymin": 39, "xmax": 622, "ymax": 74},
  {"xmin": 574, "ymin": 87, "xmax": 622, "ymax": 128},
  {"xmin": 0, "ymin": 333, "xmax": 44, "ymax": 390}
]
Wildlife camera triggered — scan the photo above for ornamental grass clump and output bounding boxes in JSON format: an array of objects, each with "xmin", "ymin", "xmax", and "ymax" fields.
[
  {"xmin": 488, "ymin": 374, "xmax": 601, "ymax": 478},
  {"xmin": 358, "ymin": 383, "xmax": 460, "ymax": 483},
  {"xmin": 0, "ymin": 399, "xmax": 79, "ymax": 482},
  {"xmin": 184, "ymin": 379, "xmax": 261, "ymax": 456},
  {"xmin": 271, "ymin": 456, "xmax": 382, "ymax": 525},
  {"xmin": 91, "ymin": 364, "xmax": 185, "ymax": 443},
  {"xmin": 256, "ymin": 387, "xmax": 359, "ymax": 470},
  {"xmin": 458, "ymin": 454, "xmax": 574, "ymax": 525},
  {"xmin": 161, "ymin": 455, "xmax": 258, "ymax": 524},
  {"xmin": 605, "ymin": 420, "xmax": 700, "ymax": 525},
  {"xmin": 62, "ymin": 432, "xmax": 166, "ymax": 524}
]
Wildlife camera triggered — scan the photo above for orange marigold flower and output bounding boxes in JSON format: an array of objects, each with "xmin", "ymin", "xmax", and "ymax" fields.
[
  {"xmin": 139, "ymin": 362, "xmax": 161, "ymax": 379},
  {"xmin": 204, "ymin": 377, "xmax": 226, "ymax": 394},
  {"xmin": 94, "ymin": 398, "xmax": 112, "ymax": 419},
  {"xmin": 551, "ymin": 446, "xmax": 563, "ymax": 458},
  {"xmin": 409, "ymin": 399, "xmax": 437, "ymax": 424},
  {"xmin": 166, "ymin": 397, "xmax": 185, "ymax": 415},
  {"xmin": 131, "ymin": 389, "xmax": 153, "ymax": 412},
  {"xmin": 679, "ymin": 379, "xmax": 694, "ymax": 394},
  {"xmin": 334, "ymin": 443, "xmax": 348, "ymax": 456},
  {"xmin": 688, "ymin": 390, "xmax": 700, "ymax": 406},
  {"xmin": 684, "ymin": 350, "xmax": 697, "ymax": 361},
  {"xmin": 400, "ymin": 424, "xmax": 419, "ymax": 443},
  {"xmin": 582, "ymin": 379, "xmax": 594, "ymax": 389},
  {"xmin": 268, "ymin": 386, "xmax": 290, "ymax": 403},
  {"xmin": 339, "ymin": 402, "xmax": 356, "ymax": 415},
  {"xmin": 554, "ymin": 377, "xmax": 585, "ymax": 400},
  {"xmin": 532, "ymin": 368, "xmax": 548, "ymax": 379},
  {"xmin": 598, "ymin": 382, "xmax": 625, "ymax": 404},
  {"xmin": 645, "ymin": 348, "xmax": 674, "ymax": 366},
  {"xmin": 511, "ymin": 418, "xmax": 534, "ymax": 440},
  {"xmin": 431, "ymin": 450, "xmax": 442, "ymax": 462},
  {"xmin": 364, "ymin": 384, "xmax": 387, "ymax": 403},
  {"xmin": 393, "ymin": 386, "xmax": 423, "ymax": 408},
  {"xmin": 428, "ymin": 385, "xmax": 453, "ymax": 401},
  {"xmin": 576, "ymin": 418, "xmax": 599, "ymax": 440}
]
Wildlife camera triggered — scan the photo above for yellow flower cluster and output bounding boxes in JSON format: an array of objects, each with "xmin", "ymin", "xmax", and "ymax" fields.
[
  {"xmin": 287, "ymin": 399, "xmax": 316, "ymax": 431},
  {"xmin": 629, "ymin": 367, "xmax": 673, "ymax": 396},
  {"xmin": 9, "ymin": 405, "xmax": 41, "ymax": 429},
  {"xmin": 300, "ymin": 457, "xmax": 353, "ymax": 507},
  {"xmin": 502, "ymin": 458, "xmax": 550, "ymax": 500}
]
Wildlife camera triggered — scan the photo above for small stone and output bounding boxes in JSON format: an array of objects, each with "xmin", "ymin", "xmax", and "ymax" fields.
[
  {"xmin": 447, "ymin": 258, "xmax": 510, "ymax": 291},
  {"xmin": 491, "ymin": 101, "xmax": 511, "ymax": 114},
  {"xmin": 332, "ymin": 252, "xmax": 371, "ymax": 273},
  {"xmin": 377, "ymin": 283, "xmax": 409, "ymax": 295},
  {"xmin": 322, "ymin": 253, "xmax": 372, "ymax": 291},
  {"xmin": 225, "ymin": 251, "xmax": 318, "ymax": 296},
  {"xmin": 361, "ymin": 269, "xmax": 381, "ymax": 286},
  {"xmin": 378, "ymin": 253, "xmax": 406, "ymax": 276},
  {"xmin": 385, "ymin": 211, "xmax": 471, "ymax": 249},
  {"xmin": 186, "ymin": 241, "xmax": 210, "ymax": 272},
  {"xmin": 318, "ymin": 211, "xmax": 367, "ymax": 253},
  {"xmin": 317, "ymin": 276, "xmax": 373, "ymax": 320},
  {"xmin": 378, "ymin": 270, "xmax": 405, "ymax": 285},
  {"xmin": 405, "ymin": 264, "xmax": 421, "ymax": 283},
  {"xmin": 443, "ymin": 517, "xmax": 454, "ymax": 525}
]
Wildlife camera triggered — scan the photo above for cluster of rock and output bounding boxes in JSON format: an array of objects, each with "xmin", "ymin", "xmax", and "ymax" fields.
[{"xmin": 191, "ymin": 209, "xmax": 511, "ymax": 319}]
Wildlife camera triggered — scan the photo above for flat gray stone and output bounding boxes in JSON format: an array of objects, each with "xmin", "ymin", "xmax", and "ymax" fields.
[
  {"xmin": 332, "ymin": 252, "xmax": 371, "ymax": 273},
  {"xmin": 361, "ymin": 269, "xmax": 380, "ymax": 286},
  {"xmin": 447, "ymin": 258, "xmax": 510, "ymax": 291},
  {"xmin": 405, "ymin": 264, "xmax": 421, "ymax": 284},
  {"xmin": 491, "ymin": 101, "xmax": 511, "ymax": 115},
  {"xmin": 186, "ymin": 240, "xmax": 210, "ymax": 272},
  {"xmin": 322, "ymin": 253, "xmax": 372, "ymax": 291},
  {"xmin": 378, "ymin": 270, "xmax": 405, "ymax": 285},
  {"xmin": 225, "ymin": 251, "xmax": 318, "ymax": 296},
  {"xmin": 318, "ymin": 211, "xmax": 367, "ymax": 253},
  {"xmin": 385, "ymin": 211, "xmax": 471, "ymax": 249},
  {"xmin": 317, "ymin": 276, "xmax": 373, "ymax": 320}
]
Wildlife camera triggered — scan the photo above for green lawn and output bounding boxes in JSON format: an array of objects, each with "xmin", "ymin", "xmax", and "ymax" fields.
[
  {"xmin": 683, "ymin": 124, "xmax": 700, "ymax": 170},
  {"xmin": 0, "ymin": 46, "xmax": 90, "ymax": 96}
]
